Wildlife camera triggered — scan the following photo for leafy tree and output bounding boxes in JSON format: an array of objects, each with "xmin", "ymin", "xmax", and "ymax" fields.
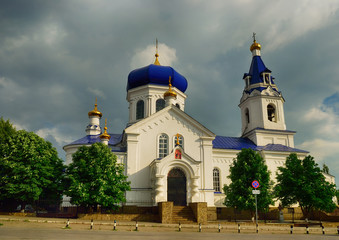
[
  {"xmin": 0, "ymin": 117, "xmax": 16, "ymax": 143},
  {"xmin": 65, "ymin": 142, "xmax": 130, "ymax": 211},
  {"xmin": 0, "ymin": 130, "xmax": 64, "ymax": 211},
  {"xmin": 274, "ymin": 153, "xmax": 337, "ymax": 218},
  {"xmin": 0, "ymin": 117, "xmax": 17, "ymax": 159},
  {"xmin": 223, "ymin": 148, "xmax": 273, "ymax": 214},
  {"xmin": 322, "ymin": 163, "xmax": 329, "ymax": 174}
]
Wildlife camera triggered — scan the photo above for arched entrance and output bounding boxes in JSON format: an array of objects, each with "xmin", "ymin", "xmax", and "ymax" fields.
[{"xmin": 167, "ymin": 168, "xmax": 187, "ymax": 206}]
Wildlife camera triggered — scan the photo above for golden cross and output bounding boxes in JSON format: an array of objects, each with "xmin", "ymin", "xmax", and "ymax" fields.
[
  {"xmin": 176, "ymin": 133, "xmax": 181, "ymax": 146},
  {"xmin": 156, "ymin": 38, "xmax": 158, "ymax": 55}
]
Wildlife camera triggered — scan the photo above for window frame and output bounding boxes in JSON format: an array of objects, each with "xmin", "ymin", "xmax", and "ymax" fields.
[
  {"xmin": 245, "ymin": 108, "xmax": 250, "ymax": 124},
  {"xmin": 158, "ymin": 134, "xmax": 169, "ymax": 159},
  {"xmin": 156, "ymin": 98, "xmax": 165, "ymax": 112},
  {"xmin": 213, "ymin": 168, "xmax": 221, "ymax": 192},
  {"xmin": 136, "ymin": 100, "xmax": 145, "ymax": 120}
]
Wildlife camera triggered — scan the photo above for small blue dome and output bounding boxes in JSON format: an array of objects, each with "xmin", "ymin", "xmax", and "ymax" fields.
[{"xmin": 127, "ymin": 64, "xmax": 188, "ymax": 93}]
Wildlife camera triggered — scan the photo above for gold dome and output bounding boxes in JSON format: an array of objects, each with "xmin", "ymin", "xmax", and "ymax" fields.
[
  {"xmin": 250, "ymin": 40, "xmax": 261, "ymax": 52},
  {"xmin": 164, "ymin": 76, "xmax": 177, "ymax": 98},
  {"xmin": 100, "ymin": 119, "xmax": 111, "ymax": 140},
  {"xmin": 88, "ymin": 98, "xmax": 103, "ymax": 118}
]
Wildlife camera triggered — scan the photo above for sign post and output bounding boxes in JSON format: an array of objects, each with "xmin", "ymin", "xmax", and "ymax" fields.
[{"xmin": 251, "ymin": 180, "xmax": 260, "ymax": 232}]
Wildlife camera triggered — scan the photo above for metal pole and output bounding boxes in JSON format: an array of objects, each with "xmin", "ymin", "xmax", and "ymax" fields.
[{"xmin": 255, "ymin": 193, "xmax": 258, "ymax": 232}]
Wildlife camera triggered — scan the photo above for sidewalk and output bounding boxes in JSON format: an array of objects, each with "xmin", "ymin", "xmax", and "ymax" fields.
[{"xmin": 1, "ymin": 214, "xmax": 339, "ymax": 235}]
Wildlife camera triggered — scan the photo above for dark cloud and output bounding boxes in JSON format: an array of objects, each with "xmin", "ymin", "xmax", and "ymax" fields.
[{"xmin": 1, "ymin": 0, "xmax": 339, "ymax": 181}]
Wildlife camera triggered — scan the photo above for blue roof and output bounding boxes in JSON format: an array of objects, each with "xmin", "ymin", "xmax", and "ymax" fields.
[
  {"xmin": 244, "ymin": 56, "xmax": 271, "ymax": 84},
  {"xmin": 213, "ymin": 136, "xmax": 257, "ymax": 150},
  {"xmin": 257, "ymin": 144, "xmax": 308, "ymax": 153},
  {"xmin": 127, "ymin": 64, "xmax": 188, "ymax": 92},
  {"xmin": 213, "ymin": 136, "xmax": 308, "ymax": 153},
  {"xmin": 65, "ymin": 133, "xmax": 126, "ymax": 152}
]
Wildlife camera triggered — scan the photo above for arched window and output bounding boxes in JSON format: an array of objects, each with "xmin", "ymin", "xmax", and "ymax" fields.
[
  {"xmin": 158, "ymin": 134, "xmax": 168, "ymax": 158},
  {"xmin": 267, "ymin": 104, "xmax": 276, "ymax": 122},
  {"xmin": 245, "ymin": 108, "xmax": 250, "ymax": 124},
  {"xmin": 136, "ymin": 100, "xmax": 144, "ymax": 120},
  {"xmin": 174, "ymin": 134, "xmax": 184, "ymax": 148},
  {"xmin": 213, "ymin": 168, "xmax": 220, "ymax": 192},
  {"xmin": 156, "ymin": 99, "xmax": 165, "ymax": 112},
  {"xmin": 175, "ymin": 103, "xmax": 180, "ymax": 109},
  {"xmin": 264, "ymin": 73, "xmax": 270, "ymax": 84}
]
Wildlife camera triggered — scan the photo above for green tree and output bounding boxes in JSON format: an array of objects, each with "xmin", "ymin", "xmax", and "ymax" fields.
[
  {"xmin": 0, "ymin": 117, "xmax": 17, "ymax": 159},
  {"xmin": 0, "ymin": 117, "xmax": 16, "ymax": 143},
  {"xmin": 322, "ymin": 163, "xmax": 329, "ymax": 174},
  {"xmin": 65, "ymin": 142, "xmax": 130, "ymax": 211},
  {"xmin": 274, "ymin": 153, "xmax": 337, "ymax": 218},
  {"xmin": 223, "ymin": 148, "xmax": 273, "ymax": 214},
  {"xmin": 0, "ymin": 130, "xmax": 64, "ymax": 211}
]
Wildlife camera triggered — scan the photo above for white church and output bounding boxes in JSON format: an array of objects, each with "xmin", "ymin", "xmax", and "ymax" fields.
[{"xmin": 64, "ymin": 39, "xmax": 321, "ymax": 208}]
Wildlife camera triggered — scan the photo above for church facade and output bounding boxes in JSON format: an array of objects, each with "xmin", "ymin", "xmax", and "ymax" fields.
[{"xmin": 64, "ymin": 40, "xmax": 317, "ymax": 207}]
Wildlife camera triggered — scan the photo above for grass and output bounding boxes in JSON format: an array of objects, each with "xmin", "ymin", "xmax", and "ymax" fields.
[{"xmin": 0, "ymin": 223, "xmax": 3, "ymax": 226}]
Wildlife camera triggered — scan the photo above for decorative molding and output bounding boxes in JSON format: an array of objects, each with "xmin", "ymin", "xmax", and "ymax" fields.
[{"xmin": 213, "ymin": 158, "xmax": 233, "ymax": 164}]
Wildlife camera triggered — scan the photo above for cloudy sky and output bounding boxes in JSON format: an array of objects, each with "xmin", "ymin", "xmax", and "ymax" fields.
[{"xmin": 1, "ymin": 0, "xmax": 339, "ymax": 183}]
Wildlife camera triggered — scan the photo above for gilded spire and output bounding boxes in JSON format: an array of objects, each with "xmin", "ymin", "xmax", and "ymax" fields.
[
  {"xmin": 88, "ymin": 97, "xmax": 103, "ymax": 118},
  {"xmin": 164, "ymin": 76, "xmax": 177, "ymax": 98},
  {"xmin": 154, "ymin": 38, "xmax": 161, "ymax": 65},
  {"xmin": 250, "ymin": 32, "xmax": 261, "ymax": 52},
  {"xmin": 100, "ymin": 118, "xmax": 111, "ymax": 140}
]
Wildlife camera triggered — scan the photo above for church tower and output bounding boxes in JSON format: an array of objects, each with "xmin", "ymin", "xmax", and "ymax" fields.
[
  {"xmin": 126, "ymin": 40, "xmax": 188, "ymax": 125},
  {"xmin": 239, "ymin": 35, "xmax": 295, "ymax": 147}
]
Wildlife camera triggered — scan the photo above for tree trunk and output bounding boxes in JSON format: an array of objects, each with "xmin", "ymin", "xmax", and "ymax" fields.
[{"xmin": 20, "ymin": 202, "xmax": 26, "ymax": 213}]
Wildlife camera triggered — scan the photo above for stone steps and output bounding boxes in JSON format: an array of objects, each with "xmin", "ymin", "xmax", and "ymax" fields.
[{"xmin": 172, "ymin": 206, "xmax": 196, "ymax": 223}]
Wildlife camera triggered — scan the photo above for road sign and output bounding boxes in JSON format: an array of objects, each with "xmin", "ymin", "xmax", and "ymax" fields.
[
  {"xmin": 252, "ymin": 190, "xmax": 260, "ymax": 194},
  {"xmin": 252, "ymin": 180, "xmax": 260, "ymax": 189}
]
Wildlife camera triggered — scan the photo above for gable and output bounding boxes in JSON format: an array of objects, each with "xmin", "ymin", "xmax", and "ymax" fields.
[{"xmin": 125, "ymin": 105, "xmax": 215, "ymax": 138}]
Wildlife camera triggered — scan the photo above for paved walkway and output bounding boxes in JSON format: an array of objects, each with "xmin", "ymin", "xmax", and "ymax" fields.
[
  {"xmin": 1, "ymin": 227, "xmax": 339, "ymax": 240},
  {"xmin": 1, "ymin": 215, "xmax": 339, "ymax": 239}
]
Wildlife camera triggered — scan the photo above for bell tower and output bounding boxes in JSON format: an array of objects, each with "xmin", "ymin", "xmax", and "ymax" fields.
[{"xmin": 239, "ymin": 34, "xmax": 295, "ymax": 147}]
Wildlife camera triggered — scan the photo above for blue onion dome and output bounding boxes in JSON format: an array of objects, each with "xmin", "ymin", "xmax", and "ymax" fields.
[{"xmin": 127, "ymin": 64, "xmax": 188, "ymax": 93}]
